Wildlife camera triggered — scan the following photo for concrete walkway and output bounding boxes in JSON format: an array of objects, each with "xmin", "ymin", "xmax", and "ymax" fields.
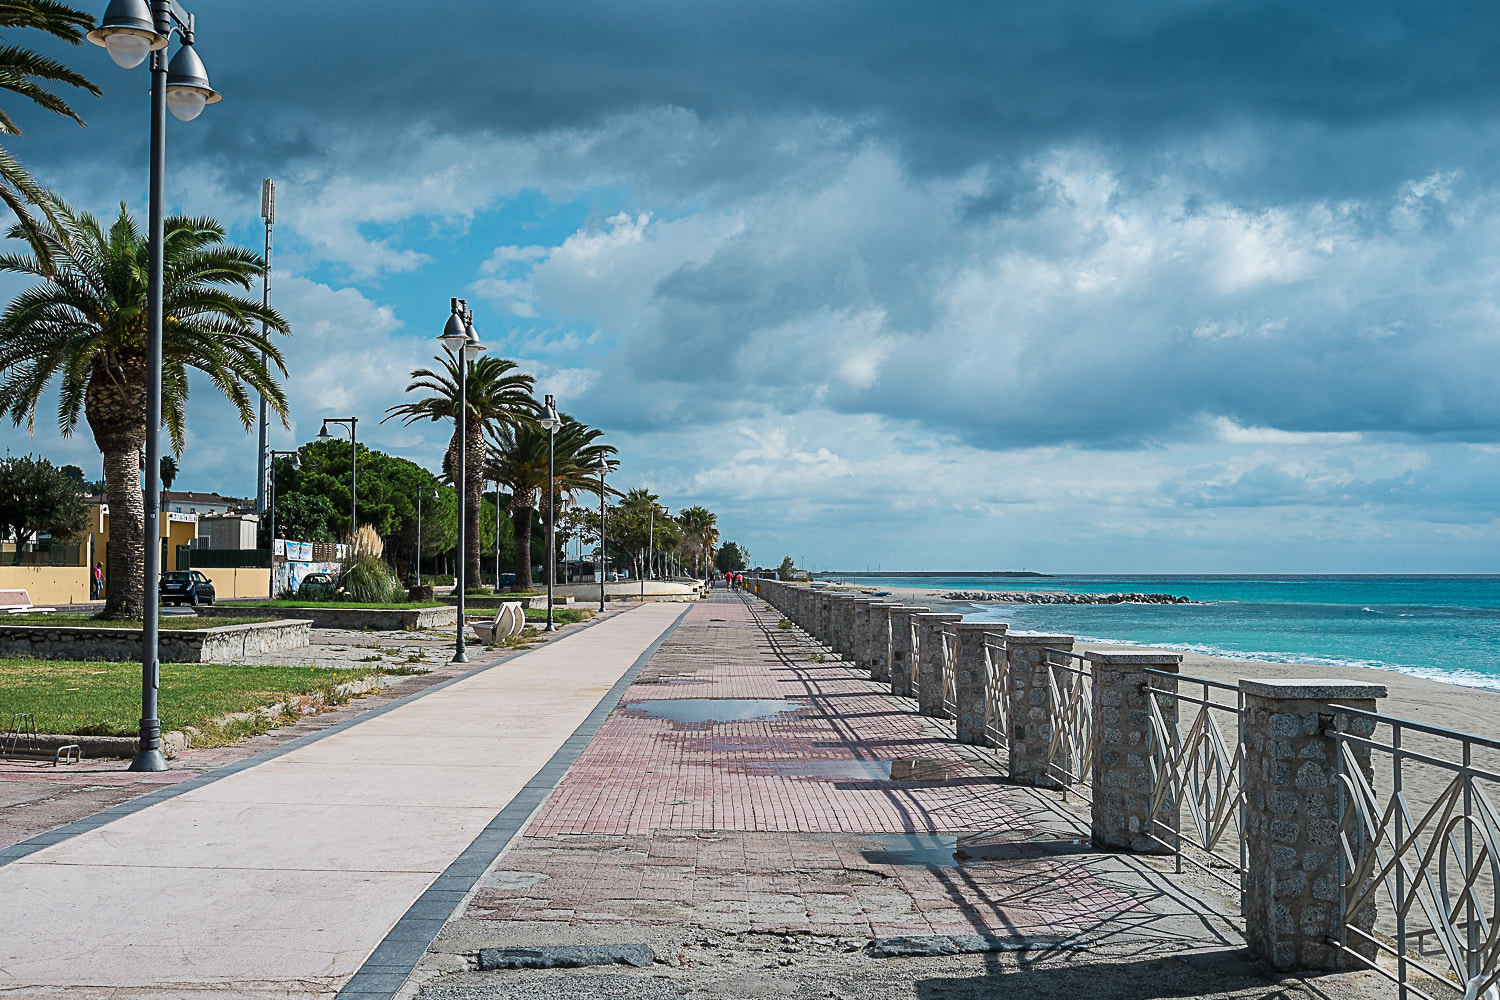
[{"xmin": 0, "ymin": 602, "xmax": 689, "ymax": 998}]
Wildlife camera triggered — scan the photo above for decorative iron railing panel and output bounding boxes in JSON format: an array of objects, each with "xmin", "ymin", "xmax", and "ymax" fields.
[
  {"xmin": 941, "ymin": 626, "xmax": 959, "ymax": 718},
  {"xmin": 1331, "ymin": 707, "xmax": 1500, "ymax": 1000},
  {"xmin": 1145, "ymin": 670, "xmax": 1247, "ymax": 885},
  {"xmin": 983, "ymin": 634, "xmax": 1009, "ymax": 748},
  {"xmin": 1043, "ymin": 647, "xmax": 1093, "ymax": 801}
]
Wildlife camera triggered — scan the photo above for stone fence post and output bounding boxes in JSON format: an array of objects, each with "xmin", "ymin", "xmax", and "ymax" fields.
[
  {"xmin": 886, "ymin": 606, "xmax": 929, "ymax": 698},
  {"xmin": 952, "ymin": 622, "xmax": 1007, "ymax": 745},
  {"xmin": 1240, "ymin": 679, "xmax": 1386, "ymax": 972},
  {"xmin": 1001, "ymin": 634, "xmax": 1074, "ymax": 787},
  {"xmin": 864, "ymin": 603, "xmax": 900, "ymax": 682},
  {"xmin": 833, "ymin": 595, "xmax": 857, "ymax": 661},
  {"xmin": 814, "ymin": 591, "xmax": 832, "ymax": 647},
  {"xmin": 914, "ymin": 613, "xmax": 963, "ymax": 717},
  {"xmin": 1085, "ymin": 650, "xmax": 1182, "ymax": 853}
]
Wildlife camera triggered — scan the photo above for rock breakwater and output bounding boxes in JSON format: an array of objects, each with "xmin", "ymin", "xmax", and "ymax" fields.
[{"xmin": 939, "ymin": 591, "xmax": 1193, "ymax": 605}]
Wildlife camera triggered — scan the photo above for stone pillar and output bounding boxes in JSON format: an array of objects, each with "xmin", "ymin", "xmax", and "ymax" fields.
[
  {"xmin": 839, "ymin": 598, "xmax": 864, "ymax": 662},
  {"xmin": 1240, "ymin": 679, "xmax": 1385, "ymax": 972},
  {"xmin": 830, "ymin": 595, "xmax": 853, "ymax": 660},
  {"xmin": 865, "ymin": 603, "xmax": 899, "ymax": 682},
  {"xmin": 886, "ymin": 607, "xmax": 929, "ymax": 698},
  {"xmin": 796, "ymin": 587, "xmax": 813, "ymax": 631},
  {"xmin": 847, "ymin": 599, "xmax": 874, "ymax": 666},
  {"xmin": 952, "ymin": 622, "xmax": 1007, "ymax": 744},
  {"xmin": 812, "ymin": 591, "xmax": 830, "ymax": 647},
  {"xmin": 914, "ymin": 613, "xmax": 964, "ymax": 717},
  {"xmin": 1002, "ymin": 634, "xmax": 1075, "ymax": 787},
  {"xmin": 1085, "ymin": 650, "xmax": 1182, "ymax": 853}
]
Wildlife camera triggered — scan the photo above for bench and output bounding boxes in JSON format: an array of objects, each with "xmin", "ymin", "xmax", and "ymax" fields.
[
  {"xmin": 0, "ymin": 589, "xmax": 55, "ymax": 614},
  {"xmin": 471, "ymin": 601, "xmax": 525, "ymax": 645}
]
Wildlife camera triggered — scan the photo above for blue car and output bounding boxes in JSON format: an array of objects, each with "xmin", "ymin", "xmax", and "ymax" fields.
[{"xmin": 160, "ymin": 570, "xmax": 216, "ymax": 607}]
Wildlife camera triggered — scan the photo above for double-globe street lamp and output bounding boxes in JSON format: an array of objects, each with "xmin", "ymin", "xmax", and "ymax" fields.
[
  {"xmin": 88, "ymin": 0, "xmax": 222, "ymax": 773},
  {"xmin": 317, "ymin": 417, "xmax": 359, "ymax": 536},
  {"xmin": 540, "ymin": 394, "xmax": 561, "ymax": 631},
  {"xmin": 440, "ymin": 298, "xmax": 484, "ymax": 662},
  {"xmin": 266, "ymin": 449, "xmax": 299, "ymax": 597}
]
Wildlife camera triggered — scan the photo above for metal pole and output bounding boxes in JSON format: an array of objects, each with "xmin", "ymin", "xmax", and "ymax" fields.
[
  {"xmin": 416, "ymin": 490, "xmax": 423, "ymax": 587},
  {"xmin": 453, "ymin": 351, "xmax": 467, "ymax": 663},
  {"xmin": 130, "ymin": 12, "xmax": 169, "ymax": 773},
  {"xmin": 493, "ymin": 479, "xmax": 499, "ymax": 589},
  {"xmin": 267, "ymin": 458, "xmax": 275, "ymax": 598},
  {"xmin": 350, "ymin": 417, "xmax": 357, "ymax": 533},
  {"xmin": 598, "ymin": 467, "xmax": 606, "ymax": 612},
  {"xmin": 255, "ymin": 179, "xmax": 272, "ymax": 513},
  {"xmin": 545, "ymin": 409, "xmax": 555, "ymax": 632}
]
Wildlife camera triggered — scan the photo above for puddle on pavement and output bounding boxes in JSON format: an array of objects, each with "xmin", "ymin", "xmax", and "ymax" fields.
[
  {"xmin": 626, "ymin": 698, "xmax": 804, "ymax": 724},
  {"xmin": 860, "ymin": 834, "xmax": 1094, "ymax": 867},
  {"xmin": 743, "ymin": 757, "xmax": 964, "ymax": 782}
]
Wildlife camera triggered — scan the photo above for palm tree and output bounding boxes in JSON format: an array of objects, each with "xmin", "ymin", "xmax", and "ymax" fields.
[
  {"xmin": 0, "ymin": 202, "xmax": 290, "ymax": 618},
  {"xmin": 488, "ymin": 412, "xmax": 615, "ymax": 591},
  {"xmin": 677, "ymin": 505, "xmax": 718, "ymax": 577},
  {"xmin": 0, "ymin": 1, "xmax": 100, "ymax": 261},
  {"xmin": 384, "ymin": 354, "xmax": 535, "ymax": 591}
]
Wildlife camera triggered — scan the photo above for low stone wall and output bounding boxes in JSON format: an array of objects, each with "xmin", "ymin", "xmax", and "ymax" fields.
[
  {"xmin": 200, "ymin": 605, "xmax": 455, "ymax": 630},
  {"xmin": 0, "ymin": 619, "xmax": 311, "ymax": 662}
]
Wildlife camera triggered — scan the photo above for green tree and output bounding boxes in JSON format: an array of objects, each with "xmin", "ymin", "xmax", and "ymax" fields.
[
  {"xmin": 0, "ymin": 1, "xmax": 100, "ymax": 263},
  {"xmin": 776, "ymin": 555, "xmax": 797, "ymax": 581},
  {"xmin": 159, "ymin": 454, "xmax": 177, "ymax": 490},
  {"xmin": 676, "ymin": 505, "xmax": 718, "ymax": 577},
  {"xmin": 487, "ymin": 412, "xmax": 615, "ymax": 590},
  {"xmin": 0, "ymin": 453, "xmax": 86, "ymax": 559},
  {"xmin": 384, "ymin": 353, "xmax": 536, "ymax": 592},
  {"xmin": 0, "ymin": 202, "xmax": 290, "ymax": 617},
  {"xmin": 715, "ymin": 541, "xmax": 749, "ymax": 572}
]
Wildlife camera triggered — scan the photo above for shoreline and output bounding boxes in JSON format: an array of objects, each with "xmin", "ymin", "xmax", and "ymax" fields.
[{"xmin": 821, "ymin": 582, "xmax": 1500, "ymax": 742}]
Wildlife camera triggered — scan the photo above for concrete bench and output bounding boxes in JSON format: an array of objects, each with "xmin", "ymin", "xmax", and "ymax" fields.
[
  {"xmin": 0, "ymin": 589, "xmax": 54, "ymax": 614},
  {"xmin": 471, "ymin": 602, "xmax": 525, "ymax": 645}
]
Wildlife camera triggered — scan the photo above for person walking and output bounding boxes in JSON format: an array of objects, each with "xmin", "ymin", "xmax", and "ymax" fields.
[{"xmin": 91, "ymin": 561, "xmax": 104, "ymax": 600}]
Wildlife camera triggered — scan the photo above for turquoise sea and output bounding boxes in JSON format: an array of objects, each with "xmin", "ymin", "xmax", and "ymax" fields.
[{"xmin": 830, "ymin": 575, "xmax": 1500, "ymax": 691}]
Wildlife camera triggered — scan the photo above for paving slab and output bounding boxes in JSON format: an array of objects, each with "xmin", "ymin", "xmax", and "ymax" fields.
[{"xmin": 0, "ymin": 602, "xmax": 689, "ymax": 997}]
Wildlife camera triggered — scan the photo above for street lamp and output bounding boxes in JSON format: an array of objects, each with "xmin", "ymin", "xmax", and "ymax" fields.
[
  {"xmin": 89, "ymin": 0, "xmax": 222, "ymax": 774},
  {"xmin": 440, "ymin": 298, "xmax": 484, "ymax": 662},
  {"xmin": 317, "ymin": 417, "xmax": 358, "ymax": 536},
  {"xmin": 540, "ymin": 394, "xmax": 561, "ymax": 631},
  {"xmin": 593, "ymin": 454, "xmax": 609, "ymax": 612},
  {"xmin": 266, "ymin": 449, "xmax": 299, "ymax": 597},
  {"xmin": 416, "ymin": 486, "xmax": 438, "ymax": 587}
]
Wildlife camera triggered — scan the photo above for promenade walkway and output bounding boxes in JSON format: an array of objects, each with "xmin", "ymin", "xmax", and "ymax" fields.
[{"xmin": 0, "ymin": 602, "xmax": 690, "ymax": 998}]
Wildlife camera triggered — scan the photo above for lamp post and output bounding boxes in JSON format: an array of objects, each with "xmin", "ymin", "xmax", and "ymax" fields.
[
  {"xmin": 255, "ymin": 178, "xmax": 274, "ymax": 514},
  {"xmin": 540, "ymin": 395, "xmax": 561, "ymax": 631},
  {"xmin": 416, "ymin": 486, "xmax": 438, "ymax": 586},
  {"xmin": 593, "ymin": 455, "xmax": 609, "ymax": 612},
  {"xmin": 317, "ymin": 417, "xmax": 358, "ymax": 537},
  {"xmin": 266, "ymin": 449, "xmax": 299, "ymax": 597},
  {"xmin": 492, "ymin": 476, "xmax": 501, "ymax": 590},
  {"xmin": 440, "ymin": 298, "xmax": 484, "ymax": 662},
  {"xmin": 88, "ymin": 0, "xmax": 222, "ymax": 774}
]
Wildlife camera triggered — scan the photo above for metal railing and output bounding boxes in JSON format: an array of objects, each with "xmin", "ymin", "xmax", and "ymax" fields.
[
  {"xmin": 1044, "ymin": 647, "xmax": 1093, "ymax": 801},
  {"xmin": 1329, "ymin": 705, "xmax": 1500, "ymax": 1000},
  {"xmin": 941, "ymin": 626, "xmax": 959, "ymax": 717},
  {"xmin": 983, "ymin": 633, "xmax": 1010, "ymax": 747},
  {"xmin": 1144, "ymin": 669, "xmax": 1247, "ymax": 884}
]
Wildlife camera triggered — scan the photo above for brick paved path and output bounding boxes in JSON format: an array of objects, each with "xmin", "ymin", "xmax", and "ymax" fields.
[{"xmin": 462, "ymin": 593, "xmax": 1143, "ymax": 942}]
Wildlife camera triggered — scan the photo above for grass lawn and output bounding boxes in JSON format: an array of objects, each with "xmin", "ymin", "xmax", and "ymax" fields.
[
  {"xmin": 0, "ymin": 657, "xmax": 408, "ymax": 743},
  {"xmin": 2, "ymin": 613, "xmax": 275, "ymax": 629},
  {"xmin": 232, "ymin": 600, "xmax": 444, "ymax": 610},
  {"xmin": 522, "ymin": 607, "xmax": 592, "ymax": 625}
]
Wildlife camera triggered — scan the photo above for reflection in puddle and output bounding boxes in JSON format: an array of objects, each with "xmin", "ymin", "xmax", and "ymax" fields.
[
  {"xmin": 626, "ymin": 698, "xmax": 804, "ymax": 724},
  {"xmin": 860, "ymin": 834, "xmax": 1094, "ymax": 866}
]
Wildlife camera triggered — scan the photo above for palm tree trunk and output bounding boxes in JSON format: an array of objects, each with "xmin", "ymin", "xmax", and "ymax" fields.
[
  {"xmin": 510, "ymin": 492, "xmax": 534, "ymax": 590},
  {"xmin": 85, "ymin": 357, "xmax": 148, "ymax": 619}
]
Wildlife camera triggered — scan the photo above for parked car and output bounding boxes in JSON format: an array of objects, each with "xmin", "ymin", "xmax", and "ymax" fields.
[
  {"xmin": 160, "ymin": 570, "xmax": 216, "ymax": 607},
  {"xmin": 297, "ymin": 572, "xmax": 338, "ymax": 600}
]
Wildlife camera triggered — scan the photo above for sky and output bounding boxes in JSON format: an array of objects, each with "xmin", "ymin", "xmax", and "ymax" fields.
[{"xmin": 6, "ymin": 0, "xmax": 1500, "ymax": 573}]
